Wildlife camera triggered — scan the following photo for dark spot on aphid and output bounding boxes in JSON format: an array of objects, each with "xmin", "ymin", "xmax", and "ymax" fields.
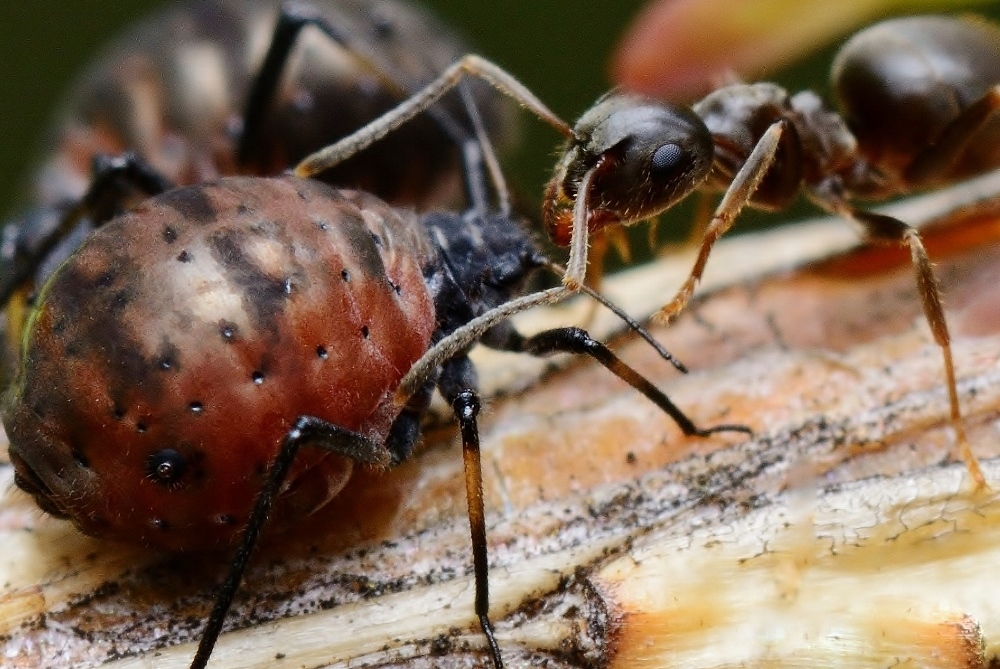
[
  {"xmin": 158, "ymin": 186, "xmax": 216, "ymax": 224},
  {"xmin": 388, "ymin": 279, "xmax": 401, "ymax": 295},
  {"xmin": 339, "ymin": 213, "xmax": 386, "ymax": 277},
  {"xmin": 51, "ymin": 317, "xmax": 67, "ymax": 335},
  {"xmin": 95, "ymin": 269, "xmax": 119, "ymax": 288},
  {"xmin": 146, "ymin": 449, "xmax": 187, "ymax": 488},
  {"xmin": 71, "ymin": 448, "xmax": 90, "ymax": 468},
  {"xmin": 155, "ymin": 340, "xmax": 180, "ymax": 372},
  {"xmin": 151, "ymin": 518, "xmax": 170, "ymax": 531},
  {"xmin": 177, "ymin": 250, "xmax": 191, "ymax": 262},
  {"xmin": 371, "ymin": 232, "xmax": 383, "ymax": 247},
  {"xmin": 112, "ymin": 405, "xmax": 126, "ymax": 420},
  {"xmin": 341, "ymin": 269, "xmax": 351, "ymax": 282},
  {"xmin": 216, "ymin": 514, "xmax": 237, "ymax": 527},
  {"xmin": 210, "ymin": 229, "xmax": 293, "ymax": 333},
  {"xmin": 316, "ymin": 345, "xmax": 328, "ymax": 360},
  {"xmin": 297, "ymin": 189, "xmax": 309, "ymax": 201},
  {"xmin": 316, "ymin": 220, "xmax": 329, "ymax": 231},
  {"xmin": 219, "ymin": 321, "xmax": 237, "ymax": 342},
  {"xmin": 64, "ymin": 342, "xmax": 82, "ymax": 358},
  {"xmin": 626, "ymin": 451, "xmax": 637, "ymax": 465},
  {"xmin": 236, "ymin": 204, "xmax": 250, "ymax": 216},
  {"xmin": 162, "ymin": 226, "xmax": 178, "ymax": 243},
  {"xmin": 252, "ymin": 371, "xmax": 265, "ymax": 385},
  {"xmin": 361, "ymin": 325, "xmax": 370, "ymax": 339},
  {"xmin": 136, "ymin": 422, "xmax": 148, "ymax": 433},
  {"xmin": 189, "ymin": 401, "xmax": 204, "ymax": 414},
  {"xmin": 110, "ymin": 289, "xmax": 131, "ymax": 313}
]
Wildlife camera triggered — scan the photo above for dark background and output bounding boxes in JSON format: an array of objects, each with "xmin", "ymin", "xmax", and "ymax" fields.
[{"xmin": 1, "ymin": 1, "xmax": 998, "ymax": 246}]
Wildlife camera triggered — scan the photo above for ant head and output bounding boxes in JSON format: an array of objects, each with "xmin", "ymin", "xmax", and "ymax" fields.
[{"xmin": 543, "ymin": 93, "xmax": 714, "ymax": 246}]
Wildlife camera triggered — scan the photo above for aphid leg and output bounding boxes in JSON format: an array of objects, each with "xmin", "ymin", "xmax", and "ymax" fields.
[
  {"xmin": 905, "ymin": 85, "xmax": 1000, "ymax": 185},
  {"xmin": 295, "ymin": 54, "xmax": 575, "ymax": 180},
  {"xmin": 653, "ymin": 120, "xmax": 786, "ymax": 324},
  {"xmin": 838, "ymin": 205, "xmax": 987, "ymax": 490},
  {"xmin": 190, "ymin": 416, "xmax": 392, "ymax": 669},
  {"xmin": 482, "ymin": 321, "xmax": 752, "ymax": 437},
  {"xmin": 436, "ymin": 354, "xmax": 504, "ymax": 668},
  {"xmin": 0, "ymin": 153, "xmax": 170, "ymax": 305}
]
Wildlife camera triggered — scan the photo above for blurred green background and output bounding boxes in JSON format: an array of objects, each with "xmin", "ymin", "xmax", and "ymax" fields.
[{"xmin": 1, "ymin": 0, "xmax": 998, "ymax": 250}]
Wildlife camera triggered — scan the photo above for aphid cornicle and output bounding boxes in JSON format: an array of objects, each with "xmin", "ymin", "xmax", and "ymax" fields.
[
  {"xmin": 297, "ymin": 13, "xmax": 1000, "ymax": 489},
  {"xmin": 0, "ymin": 0, "xmax": 514, "ymax": 376}
]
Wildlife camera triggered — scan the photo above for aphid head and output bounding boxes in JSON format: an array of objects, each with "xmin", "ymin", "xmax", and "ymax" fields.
[
  {"xmin": 544, "ymin": 94, "xmax": 714, "ymax": 246},
  {"xmin": 423, "ymin": 208, "xmax": 541, "ymax": 316}
]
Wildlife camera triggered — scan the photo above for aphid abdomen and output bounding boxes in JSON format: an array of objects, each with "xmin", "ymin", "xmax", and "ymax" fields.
[{"xmin": 4, "ymin": 177, "xmax": 436, "ymax": 550}]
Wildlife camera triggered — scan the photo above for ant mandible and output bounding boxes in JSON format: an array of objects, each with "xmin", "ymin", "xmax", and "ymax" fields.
[{"xmin": 295, "ymin": 14, "xmax": 1000, "ymax": 489}]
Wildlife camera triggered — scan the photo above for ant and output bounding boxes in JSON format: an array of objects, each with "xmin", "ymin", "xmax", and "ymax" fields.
[{"xmin": 295, "ymin": 13, "xmax": 1000, "ymax": 489}]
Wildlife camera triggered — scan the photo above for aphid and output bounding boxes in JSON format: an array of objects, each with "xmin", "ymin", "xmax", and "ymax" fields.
[
  {"xmin": 3, "ymin": 167, "xmax": 749, "ymax": 667},
  {"xmin": 296, "ymin": 13, "xmax": 1000, "ymax": 489},
  {"xmin": 0, "ymin": 0, "xmax": 512, "ymax": 372}
]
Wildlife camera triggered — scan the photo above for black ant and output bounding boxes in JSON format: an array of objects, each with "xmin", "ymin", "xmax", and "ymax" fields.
[{"xmin": 295, "ymin": 13, "xmax": 1000, "ymax": 489}]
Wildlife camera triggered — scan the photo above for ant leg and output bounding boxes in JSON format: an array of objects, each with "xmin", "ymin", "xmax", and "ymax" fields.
[
  {"xmin": 488, "ymin": 323, "xmax": 752, "ymax": 437},
  {"xmin": 838, "ymin": 205, "xmax": 987, "ymax": 490},
  {"xmin": 0, "ymin": 153, "xmax": 170, "ymax": 305},
  {"xmin": 653, "ymin": 120, "xmax": 786, "ymax": 324},
  {"xmin": 295, "ymin": 54, "xmax": 576, "ymax": 179},
  {"xmin": 905, "ymin": 85, "xmax": 1000, "ymax": 185},
  {"xmin": 189, "ymin": 416, "xmax": 391, "ymax": 669}
]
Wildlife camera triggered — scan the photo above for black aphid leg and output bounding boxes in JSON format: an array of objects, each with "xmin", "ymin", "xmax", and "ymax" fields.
[
  {"xmin": 0, "ymin": 153, "xmax": 171, "ymax": 305},
  {"xmin": 435, "ymin": 355, "xmax": 503, "ymax": 669},
  {"xmin": 189, "ymin": 416, "xmax": 389, "ymax": 669}
]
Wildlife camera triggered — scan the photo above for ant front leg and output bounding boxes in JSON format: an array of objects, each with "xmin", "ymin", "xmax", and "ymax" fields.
[
  {"xmin": 654, "ymin": 120, "xmax": 786, "ymax": 324},
  {"xmin": 189, "ymin": 416, "xmax": 391, "ymax": 669},
  {"xmin": 485, "ymin": 322, "xmax": 752, "ymax": 437},
  {"xmin": 832, "ymin": 201, "xmax": 987, "ymax": 490}
]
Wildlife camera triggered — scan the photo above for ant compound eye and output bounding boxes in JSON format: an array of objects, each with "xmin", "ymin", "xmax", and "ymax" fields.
[
  {"xmin": 146, "ymin": 449, "xmax": 188, "ymax": 488},
  {"xmin": 650, "ymin": 143, "xmax": 685, "ymax": 174}
]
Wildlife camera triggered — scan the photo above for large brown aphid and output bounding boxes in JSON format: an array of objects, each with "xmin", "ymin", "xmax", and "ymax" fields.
[
  {"xmin": 297, "ymin": 13, "xmax": 1000, "ymax": 488},
  {"xmin": 3, "ymin": 174, "xmax": 749, "ymax": 668}
]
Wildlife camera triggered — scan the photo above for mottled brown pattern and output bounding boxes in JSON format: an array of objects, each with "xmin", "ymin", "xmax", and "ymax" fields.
[{"xmin": 4, "ymin": 177, "xmax": 436, "ymax": 550}]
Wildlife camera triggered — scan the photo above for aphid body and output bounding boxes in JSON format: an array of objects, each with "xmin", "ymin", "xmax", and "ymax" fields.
[{"xmin": 5, "ymin": 178, "xmax": 438, "ymax": 550}]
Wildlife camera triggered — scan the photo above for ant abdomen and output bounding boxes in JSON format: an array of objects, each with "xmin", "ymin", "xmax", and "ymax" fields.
[{"xmin": 832, "ymin": 15, "xmax": 1000, "ymax": 187}]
